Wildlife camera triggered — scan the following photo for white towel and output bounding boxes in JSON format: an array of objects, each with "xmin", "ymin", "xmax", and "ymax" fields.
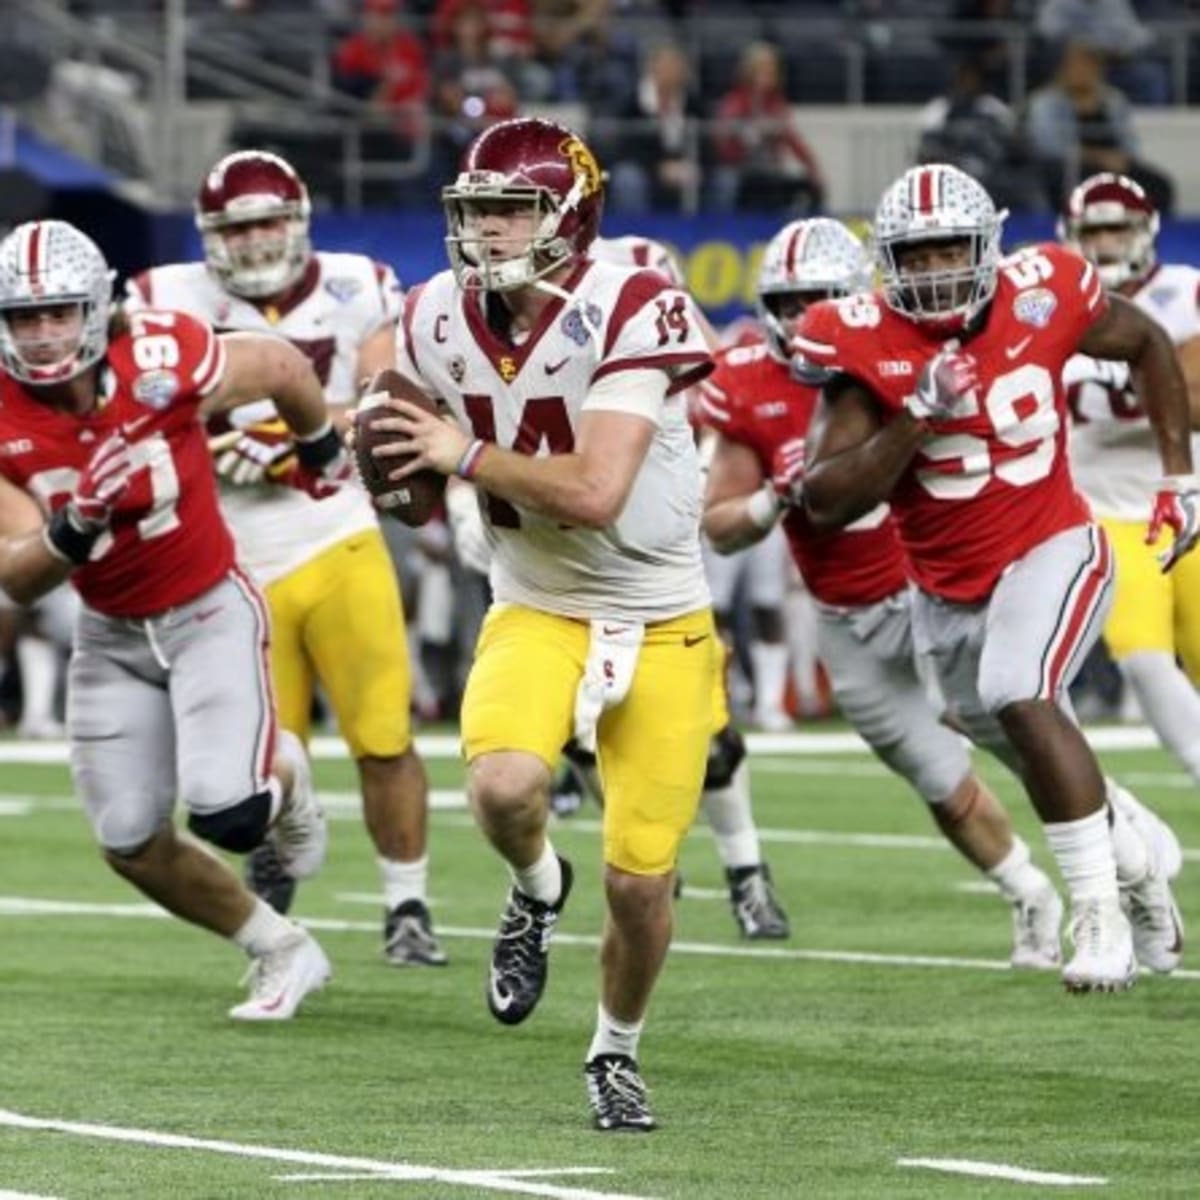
[{"xmin": 572, "ymin": 619, "xmax": 646, "ymax": 753}]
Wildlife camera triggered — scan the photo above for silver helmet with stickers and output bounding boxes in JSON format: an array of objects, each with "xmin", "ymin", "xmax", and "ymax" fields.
[
  {"xmin": 0, "ymin": 220, "xmax": 114, "ymax": 386},
  {"xmin": 873, "ymin": 163, "xmax": 1006, "ymax": 329},
  {"xmin": 756, "ymin": 218, "xmax": 872, "ymax": 361}
]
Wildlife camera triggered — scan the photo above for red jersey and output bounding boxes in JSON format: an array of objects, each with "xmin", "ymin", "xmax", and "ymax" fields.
[
  {"xmin": 0, "ymin": 309, "xmax": 234, "ymax": 618},
  {"xmin": 797, "ymin": 242, "xmax": 1106, "ymax": 603},
  {"xmin": 698, "ymin": 338, "xmax": 908, "ymax": 607}
]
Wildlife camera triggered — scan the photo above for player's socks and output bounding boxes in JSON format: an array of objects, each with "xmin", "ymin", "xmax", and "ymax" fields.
[
  {"xmin": 987, "ymin": 835, "xmax": 1048, "ymax": 903},
  {"xmin": 587, "ymin": 1003, "xmax": 644, "ymax": 1063},
  {"xmin": 16, "ymin": 635, "xmax": 58, "ymax": 733},
  {"xmin": 233, "ymin": 896, "xmax": 300, "ymax": 957},
  {"xmin": 513, "ymin": 840, "xmax": 564, "ymax": 905},
  {"xmin": 1121, "ymin": 650, "xmax": 1200, "ymax": 782},
  {"xmin": 702, "ymin": 761, "xmax": 761, "ymax": 869},
  {"xmin": 380, "ymin": 853, "xmax": 428, "ymax": 910},
  {"xmin": 750, "ymin": 640, "xmax": 790, "ymax": 728},
  {"xmin": 1044, "ymin": 809, "xmax": 1120, "ymax": 904}
]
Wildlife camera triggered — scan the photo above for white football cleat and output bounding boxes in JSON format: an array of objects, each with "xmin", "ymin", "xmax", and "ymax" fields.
[
  {"xmin": 1061, "ymin": 896, "xmax": 1137, "ymax": 993},
  {"xmin": 229, "ymin": 928, "xmax": 331, "ymax": 1021},
  {"xmin": 1109, "ymin": 787, "xmax": 1184, "ymax": 973},
  {"xmin": 270, "ymin": 730, "xmax": 327, "ymax": 880},
  {"xmin": 1009, "ymin": 881, "xmax": 1063, "ymax": 970}
]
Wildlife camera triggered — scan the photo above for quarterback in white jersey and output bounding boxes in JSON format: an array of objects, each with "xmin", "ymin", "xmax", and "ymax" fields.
[
  {"xmin": 364, "ymin": 118, "xmax": 718, "ymax": 1132},
  {"xmin": 126, "ymin": 150, "xmax": 445, "ymax": 968},
  {"xmin": 1062, "ymin": 173, "xmax": 1200, "ymax": 789}
]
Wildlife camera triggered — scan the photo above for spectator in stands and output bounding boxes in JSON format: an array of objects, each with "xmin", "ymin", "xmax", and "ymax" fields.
[
  {"xmin": 431, "ymin": 0, "xmax": 535, "ymax": 60},
  {"xmin": 711, "ymin": 42, "xmax": 825, "ymax": 215},
  {"xmin": 945, "ymin": 0, "xmax": 1034, "ymax": 98},
  {"xmin": 1036, "ymin": 0, "xmax": 1168, "ymax": 105},
  {"xmin": 1025, "ymin": 40, "xmax": 1175, "ymax": 212},
  {"xmin": 331, "ymin": 0, "xmax": 430, "ymax": 139},
  {"xmin": 592, "ymin": 43, "xmax": 702, "ymax": 212},
  {"xmin": 917, "ymin": 57, "xmax": 1050, "ymax": 212},
  {"xmin": 536, "ymin": 0, "xmax": 643, "ymax": 109}
]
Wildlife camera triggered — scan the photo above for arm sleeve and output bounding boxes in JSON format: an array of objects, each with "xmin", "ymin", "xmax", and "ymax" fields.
[{"xmin": 581, "ymin": 368, "xmax": 669, "ymax": 425}]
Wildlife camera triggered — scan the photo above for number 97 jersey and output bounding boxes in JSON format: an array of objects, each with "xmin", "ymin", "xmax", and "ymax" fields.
[
  {"xmin": 797, "ymin": 242, "xmax": 1106, "ymax": 603},
  {"xmin": 0, "ymin": 309, "xmax": 234, "ymax": 617},
  {"xmin": 400, "ymin": 260, "xmax": 713, "ymax": 622}
]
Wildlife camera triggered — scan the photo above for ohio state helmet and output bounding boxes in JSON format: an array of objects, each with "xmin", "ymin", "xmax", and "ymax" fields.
[
  {"xmin": 757, "ymin": 218, "xmax": 872, "ymax": 360},
  {"xmin": 442, "ymin": 117, "xmax": 605, "ymax": 292},
  {"xmin": 196, "ymin": 150, "xmax": 312, "ymax": 299},
  {"xmin": 873, "ymin": 163, "xmax": 1006, "ymax": 329},
  {"xmin": 0, "ymin": 220, "xmax": 113, "ymax": 386},
  {"xmin": 1059, "ymin": 172, "xmax": 1158, "ymax": 288}
]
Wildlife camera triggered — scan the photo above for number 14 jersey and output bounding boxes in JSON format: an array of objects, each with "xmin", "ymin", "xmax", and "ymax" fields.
[
  {"xmin": 798, "ymin": 242, "xmax": 1106, "ymax": 603},
  {"xmin": 400, "ymin": 260, "xmax": 713, "ymax": 621}
]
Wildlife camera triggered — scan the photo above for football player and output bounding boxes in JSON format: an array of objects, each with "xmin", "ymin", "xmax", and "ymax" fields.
[
  {"xmin": 125, "ymin": 151, "xmax": 445, "ymax": 967},
  {"xmin": 799, "ymin": 164, "xmax": 1195, "ymax": 992},
  {"xmin": 0, "ymin": 220, "xmax": 344, "ymax": 1019},
  {"xmin": 363, "ymin": 118, "xmax": 717, "ymax": 1131},
  {"xmin": 541, "ymin": 230, "xmax": 789, "ymax": 941},
  {"xmin": 1062, "ymin": 173, "xmax": 1200, "ymax": 788},
  {"xmin": 701, "ymin": 216, "xmax": 1064, "ymax": 967}
]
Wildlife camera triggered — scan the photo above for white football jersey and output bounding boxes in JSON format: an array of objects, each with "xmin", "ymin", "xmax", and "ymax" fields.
[
  {"xmin": 400, "ymin": 260, "xmax": 712, "ymax": 621},
  {"xmin": 126, "ymin": 252, "xmax": 402, "ymax": 583},
  {"xmin": 1066, "ymin": 262, "xmax": 1200, "ymax": 521},
  {"xmin": 591, "ymin": 235, "xmax": 684, "ymax": 286}
]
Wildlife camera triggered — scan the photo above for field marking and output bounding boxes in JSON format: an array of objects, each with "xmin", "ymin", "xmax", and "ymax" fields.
[
  {"xmin": 898, "ymin": 1157, "xmax": 1107, "ymax": 1186},
  {"xmin": 0, "ymin": 1109, "xmax": 654, "ymax": 1200},
  {"xmin": 0, "ymin": 1190, "xmax": 63, "ymax": 1199},
  {"xmin": 0, "ymin": 724, "xmax": 1168, "ymax": 765},
  {"xmin": 8, "ymin": 893, "xmax": 1200, "ymax": 981}
]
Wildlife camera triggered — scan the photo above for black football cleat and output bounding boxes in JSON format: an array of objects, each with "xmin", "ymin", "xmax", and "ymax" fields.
[
  {"xmin": 245, "ymin": 840, "xmax": 297, "ymax": 915},
  {"xmin": 727, "ymin": 863, "xmax": 790, "ymax": 940},
  {"xmin": 584, "ymin": 1054, "xmax": 657, "ymax": 1132},
  {"xmin": 383, "ymin": 899, "xmax": 448, "ymax": 967},
  {"xmin": 486, "ymin": 856, "xmax": 573, "ymax": 1025}
]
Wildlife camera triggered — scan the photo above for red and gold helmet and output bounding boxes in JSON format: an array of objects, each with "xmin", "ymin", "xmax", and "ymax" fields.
[
  {"xmin": 195, "ymin": 150, "xmax": 312, "ymax": 299},
  {"xmin": 1059, "ymin": 172, "xmax": 1158, "ymax": 289},
  {"xmin": 442, "ymin": 118, "xmax": 605, "ymax": 292}
]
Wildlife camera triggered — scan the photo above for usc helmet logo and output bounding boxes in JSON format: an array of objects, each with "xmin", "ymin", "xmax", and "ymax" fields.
[{"xmin": 560, "ymin": 137, "xmax": 602, "ymax": 198}]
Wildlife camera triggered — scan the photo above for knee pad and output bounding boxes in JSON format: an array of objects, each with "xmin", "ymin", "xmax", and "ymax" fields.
[
  {"xmin": 704, "ymin": 724, "xmax": 746, "ymax": 791},
  {"xmin": 187, "ymin": 790, "xmax": 273, "ymax": 854},
  {"xmin": 562, "ymin": 737, "xmax": 597, "ymax": 771}
]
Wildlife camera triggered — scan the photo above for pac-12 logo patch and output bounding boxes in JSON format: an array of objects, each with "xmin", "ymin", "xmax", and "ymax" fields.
[{"xmin": 1013, "ymin": 287, "xmax": 1057, "ymax": 328}]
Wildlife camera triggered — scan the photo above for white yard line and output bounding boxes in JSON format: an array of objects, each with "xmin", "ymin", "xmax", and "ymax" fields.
[
  {"xmin": 0, "ymin": 1109, "xmax": 654, "ymax": 1200},
  {"xmin": 897, "ymin": 1157, "xmax": 1107, "ymax": 1186},
  {"xmin": 0, "ymin": 1190, "xmax": 63, "ymax": 1199},
  {"xmin": 0, "ymin": 724, "xmax": 1166, "ymax": 765}
]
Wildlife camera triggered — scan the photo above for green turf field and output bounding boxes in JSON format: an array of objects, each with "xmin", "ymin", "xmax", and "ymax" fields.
[{"xmin": 1, "ymin": 732, "xmax": 1198, "ymax": 1198}]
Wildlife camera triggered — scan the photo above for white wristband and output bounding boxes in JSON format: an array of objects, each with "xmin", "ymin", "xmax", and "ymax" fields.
[{"xmin": 747, "ymin": 485, "xmax": 782, "ymax": 530}]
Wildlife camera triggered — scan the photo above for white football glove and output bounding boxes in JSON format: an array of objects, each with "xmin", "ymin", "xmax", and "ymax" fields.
[
  {"xmin": 1147, "ymin": 473, "xmax": 1200, "ymax": 572},
  {"xmin": 905, "ymin": 344, "xmax": 980, "ymax": 423},
  {"xmin": 209, "ymin": 420, "xmax": 296, "ymax": 487}
]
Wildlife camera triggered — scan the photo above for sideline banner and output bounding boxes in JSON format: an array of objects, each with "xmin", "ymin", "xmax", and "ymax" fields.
[{"xmin": 156, "ymin": 212, "xmax": 1200, "ymax": 327}]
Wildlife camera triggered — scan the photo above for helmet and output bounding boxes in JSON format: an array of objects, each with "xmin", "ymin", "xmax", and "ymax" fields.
[
  {"xmin": 1059, "ymin": 172, "xmax": 1158, "ymax": 289},
  {"xmin": 756, "ymin": 218, "xmax": 872, "ymax": 360},
  {"xmin": 442, "ymin": 117, "xmax": 605, "ymax": 292},
  {"xmin": 196, "ymin": 150, "xmax": 312, "ymax": 299},
  {"xmin": 873, "ymin": 163, "xmax": 1006, "ymax": 330},
  {"xmin": 0, "ymin": 220, "xmax": 113, "ymax": 386}
]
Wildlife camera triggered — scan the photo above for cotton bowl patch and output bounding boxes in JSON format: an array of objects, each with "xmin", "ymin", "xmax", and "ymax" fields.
[
  {"xmin": 1013, "ymin": 287, "xmax": 1057, "ymax": 328},
  {"xmin": 132, "ymin": 369, "xmax": 179, "ymax": 409}
]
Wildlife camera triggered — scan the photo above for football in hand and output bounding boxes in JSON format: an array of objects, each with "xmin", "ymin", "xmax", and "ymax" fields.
[{"xmin": 353, "ymin": 368, "xmax": 447, "ymax": 527}]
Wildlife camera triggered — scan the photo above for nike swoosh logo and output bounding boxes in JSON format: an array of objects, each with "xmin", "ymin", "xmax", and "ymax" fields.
[
  {"xmin": 683, "ymin": 634, "xmax": 710, "ymax": 648},
  {"xmin": 1004, "ymin": 335, "xmax": 1033, "ymax": 360},
  {"xmin": 545, "ymin": 358, "xmax": 570, "ymax": 375},
  {"xmin": 122, "ymin": 414, "xmax": 153, "ymax": 436},
  {"xmin": 601, "ymin": 623, "xmax": 630, "ymax": 636},
  {"xmin": 193, "ymin": 607, "xmax": 223, "ymax": 623},
  {"xmin": 488, "ymin": 967, "xmax": 515, "ymax": 1012}
]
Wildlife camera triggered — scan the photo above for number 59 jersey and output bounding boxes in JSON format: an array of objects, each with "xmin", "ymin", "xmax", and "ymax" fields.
[
  {"xmin": 400, "ymin": 260, "xmax": 713, "ymax": 621},
  {"xmin": 798, "ymin": 242, "xmax": 1106, "ymax": 603}
]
